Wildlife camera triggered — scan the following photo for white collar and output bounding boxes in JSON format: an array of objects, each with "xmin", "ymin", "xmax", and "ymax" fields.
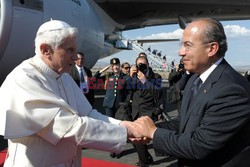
[
  {"xmin": 200, "ymin": 58, "xmax": 223, "ymax": 83},
  {"xmin": 75, "ymin": 65, "xmax": 84, "ymax": 72},
  {"xmin": 32, "ymin": 55, "xmax": 60, "ymax": 79}
]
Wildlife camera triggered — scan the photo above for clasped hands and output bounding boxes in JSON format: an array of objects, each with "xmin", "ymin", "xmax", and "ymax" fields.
[{"xmin": 120, "ymin": 116, "xmax": 157, "ymax": 144}]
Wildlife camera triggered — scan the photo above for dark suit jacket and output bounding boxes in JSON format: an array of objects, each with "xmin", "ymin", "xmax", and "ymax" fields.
[
  {"xmin": 154, "ymin": 59, "xmax": 250, "ymax": 166},
  {"xmin": 177, "ymin": 72, "xmax": 193, "ymax": 91},
  {"xmin": 70, "ymin": 65, "xmax": 95, "ymax": 105}
]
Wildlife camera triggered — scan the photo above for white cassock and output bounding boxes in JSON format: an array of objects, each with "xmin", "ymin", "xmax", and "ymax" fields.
[{"xmin": 0, "ymin": 55, "xmax": 127, "ymax": 167}]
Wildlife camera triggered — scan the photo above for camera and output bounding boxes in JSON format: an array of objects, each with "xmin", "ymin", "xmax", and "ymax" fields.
[
  {"xmin": 179, "ymin": 63, "xmax": 184, "ymax": 70},
  {"xmin": 137, "ymin": 63, "xmax": 148, "ymax": 74}
]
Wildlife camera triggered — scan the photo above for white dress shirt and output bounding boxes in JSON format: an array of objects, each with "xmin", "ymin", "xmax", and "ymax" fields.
[
  {"xmin": 200, "ymin": 58, "xmax": 223, "ymax": 83},
  {"xmin": 75, "ymin": 65, "xmax": 89, "ymax": 94}
]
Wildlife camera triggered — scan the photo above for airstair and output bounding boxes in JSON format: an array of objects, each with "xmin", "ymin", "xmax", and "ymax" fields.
[{"xmin": 115, "ymin": 39, "xmax": 168, "ymax": 70}]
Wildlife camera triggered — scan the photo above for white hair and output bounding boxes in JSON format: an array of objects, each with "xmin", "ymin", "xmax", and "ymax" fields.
[{"xmin": 34, "ymin": 27, "xmax": 78, "ymax": 55}]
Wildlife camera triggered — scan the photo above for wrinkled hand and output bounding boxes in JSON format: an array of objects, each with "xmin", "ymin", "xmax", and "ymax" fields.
[
  {"xmin": 120, "ymin": 121, "xmax": 151, "ymax": 144},
  {"xmin": 120, "ymin": 121, "xmax": 143, "ymax": 138},
  {"xmin": 134, "ymin": 116, "xmax": 157, "ymax": 139},
  {"xmin": 120, "ymin": 118, "xmax": 157, "ymax": 144}
]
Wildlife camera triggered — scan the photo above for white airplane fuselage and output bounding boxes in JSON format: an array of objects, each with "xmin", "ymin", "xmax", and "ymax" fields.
[
  {"xmin": 0, "ymin": 0, "xmax": 121, "ymax": 83},
  {"xmin": 2, "ymin": 0, "xmax": 250, "ymax": 84}
]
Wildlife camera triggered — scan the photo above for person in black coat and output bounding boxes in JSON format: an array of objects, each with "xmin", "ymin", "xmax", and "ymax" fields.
[
  {"xmin": 125, "ymin": 56, "xmax": 163, "ymax": 167},
  {"xmin": 70, "ymin": 52, "xmax": 95, "ymax": 105},
  {"xmin": 168, "ymin": 60, "xmax": 191, "ymax": 112},
  {"xmin": 134, "ymin": 18, "xmax": 250, "ymax": 167}
]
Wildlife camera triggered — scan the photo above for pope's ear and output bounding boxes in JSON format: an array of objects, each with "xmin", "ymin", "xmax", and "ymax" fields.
[{"xmin": 40, "ymin": 43, "xmax": 53, "ymax": 56}]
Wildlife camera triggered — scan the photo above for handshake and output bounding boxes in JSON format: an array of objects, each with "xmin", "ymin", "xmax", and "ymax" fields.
[{"xmin": 120, "ymin": 116, "xmax": 157, "ymax": 143}]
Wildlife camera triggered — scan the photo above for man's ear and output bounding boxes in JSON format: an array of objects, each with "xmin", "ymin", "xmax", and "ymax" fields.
[
  {"xmin": 40, "ymin": 43, "xmax": 53, "ymax": 57},
  {"xmin": 208, "ymin": 42, "xmax": 219, "ymax": 58}
]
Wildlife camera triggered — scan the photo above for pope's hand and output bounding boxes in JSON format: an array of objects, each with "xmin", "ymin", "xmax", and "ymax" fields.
[{"xmin": 120, "ymin": 121, "xmax": 144, "ymax": 138}]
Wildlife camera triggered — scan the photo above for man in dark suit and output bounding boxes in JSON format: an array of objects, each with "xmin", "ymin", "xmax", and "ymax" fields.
[
  {"xmin": 134, "ymin": 18, "xmax": 250, "ymax": 167},
  {"xmin": 168, "ymin": 60, "xmax": 193, "ymax": 113},
  {"xmin": 167, "ymin": 61, "xmax": 185, "ymax": 110},
  {"xmin": 70, "ymin": 52, "xmax": 95, "ymax": 105}
]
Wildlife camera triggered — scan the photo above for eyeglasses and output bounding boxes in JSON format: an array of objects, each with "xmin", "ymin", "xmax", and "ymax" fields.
[
  {"xmin": 124, "ymin": 67, "xmax": 130, "ymax": 70},
  {"xmin": 179, "ymin": 41, "xmax": 212, "ymax": 51}
]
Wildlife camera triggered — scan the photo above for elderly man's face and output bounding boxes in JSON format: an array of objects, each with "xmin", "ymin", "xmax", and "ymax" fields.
[
  {"xmin": 178, "ymin": 21, "xmax": 211, "ymax": 74},
  {"xmin": 50, "ymin": 36, "xmax": 77, "ymax": 74}
]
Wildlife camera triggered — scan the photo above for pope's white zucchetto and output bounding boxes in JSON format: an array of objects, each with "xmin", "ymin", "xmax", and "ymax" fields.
[{"xmin": 36, "ymin": 20, "xmax": 72, "ymax": 35}]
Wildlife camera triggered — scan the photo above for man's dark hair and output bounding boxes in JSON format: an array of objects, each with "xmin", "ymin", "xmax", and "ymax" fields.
[
  {"xmin": 77, "ymin": 52, "xmax": 84, "ymax": 57},
  {"xmin": 121, "ymin": 62, "xmax": 130, "ymax": 68},
  {"xmin": 138, "ymin": 52, "xmax": 147, "ymax": 58},
  {"xmin": 136, "ymin": 56, "xmax": 149, "ymax": 65},
  {"xmin": 194, "ymin": 18, "xmax": 228, "ymax": 58}
]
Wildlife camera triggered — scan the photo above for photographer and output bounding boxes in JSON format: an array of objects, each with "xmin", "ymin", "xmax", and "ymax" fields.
[
  {"xmin": 126, "ymin": 56, "xmax": 163, "ymax": 166},
  {"xmin": 168, "ymin": 60, "xmax": 185, "ymax": 87},
  {"xmin": 167, "ymin": 60, "xmax": 187, "ymax": 111}
]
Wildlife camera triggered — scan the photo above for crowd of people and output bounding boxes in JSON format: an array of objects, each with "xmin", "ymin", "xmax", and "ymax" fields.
[
  {"xmin": 147, "ymin": 46, "xmax": 166, "ymax": 62},
  {"xmin": 0, "ymin": 18, "xmax": 250, "ymax": 167}
]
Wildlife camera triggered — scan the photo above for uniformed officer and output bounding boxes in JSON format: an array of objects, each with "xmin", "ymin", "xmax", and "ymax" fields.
[
  {"xmin": 94, "ymin": 58, "xmax": 128, "ymax": 158},
  {"xmin": 94, "ymin": 58, "xmax": 128, "ymax": 118}
]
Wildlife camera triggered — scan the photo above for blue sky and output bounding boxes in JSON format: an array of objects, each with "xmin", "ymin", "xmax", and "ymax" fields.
[{"xmin": 95, "ymin": 20, "xmax": 250, "ymax": 68}]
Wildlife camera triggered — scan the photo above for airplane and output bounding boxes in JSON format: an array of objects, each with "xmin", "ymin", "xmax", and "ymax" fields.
[{"xmin": 1, "ymin": 0, "xmax": 250, "ymax": 84}]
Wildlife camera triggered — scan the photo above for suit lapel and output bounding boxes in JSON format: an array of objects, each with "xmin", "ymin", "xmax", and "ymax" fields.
[
  {"xmin": 180, "ymin": 59, "xmax": 229, "ymax": 132},
  {"xmin": 180, "ymin": 78, "xmax": 213, "ymax": 132}
]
